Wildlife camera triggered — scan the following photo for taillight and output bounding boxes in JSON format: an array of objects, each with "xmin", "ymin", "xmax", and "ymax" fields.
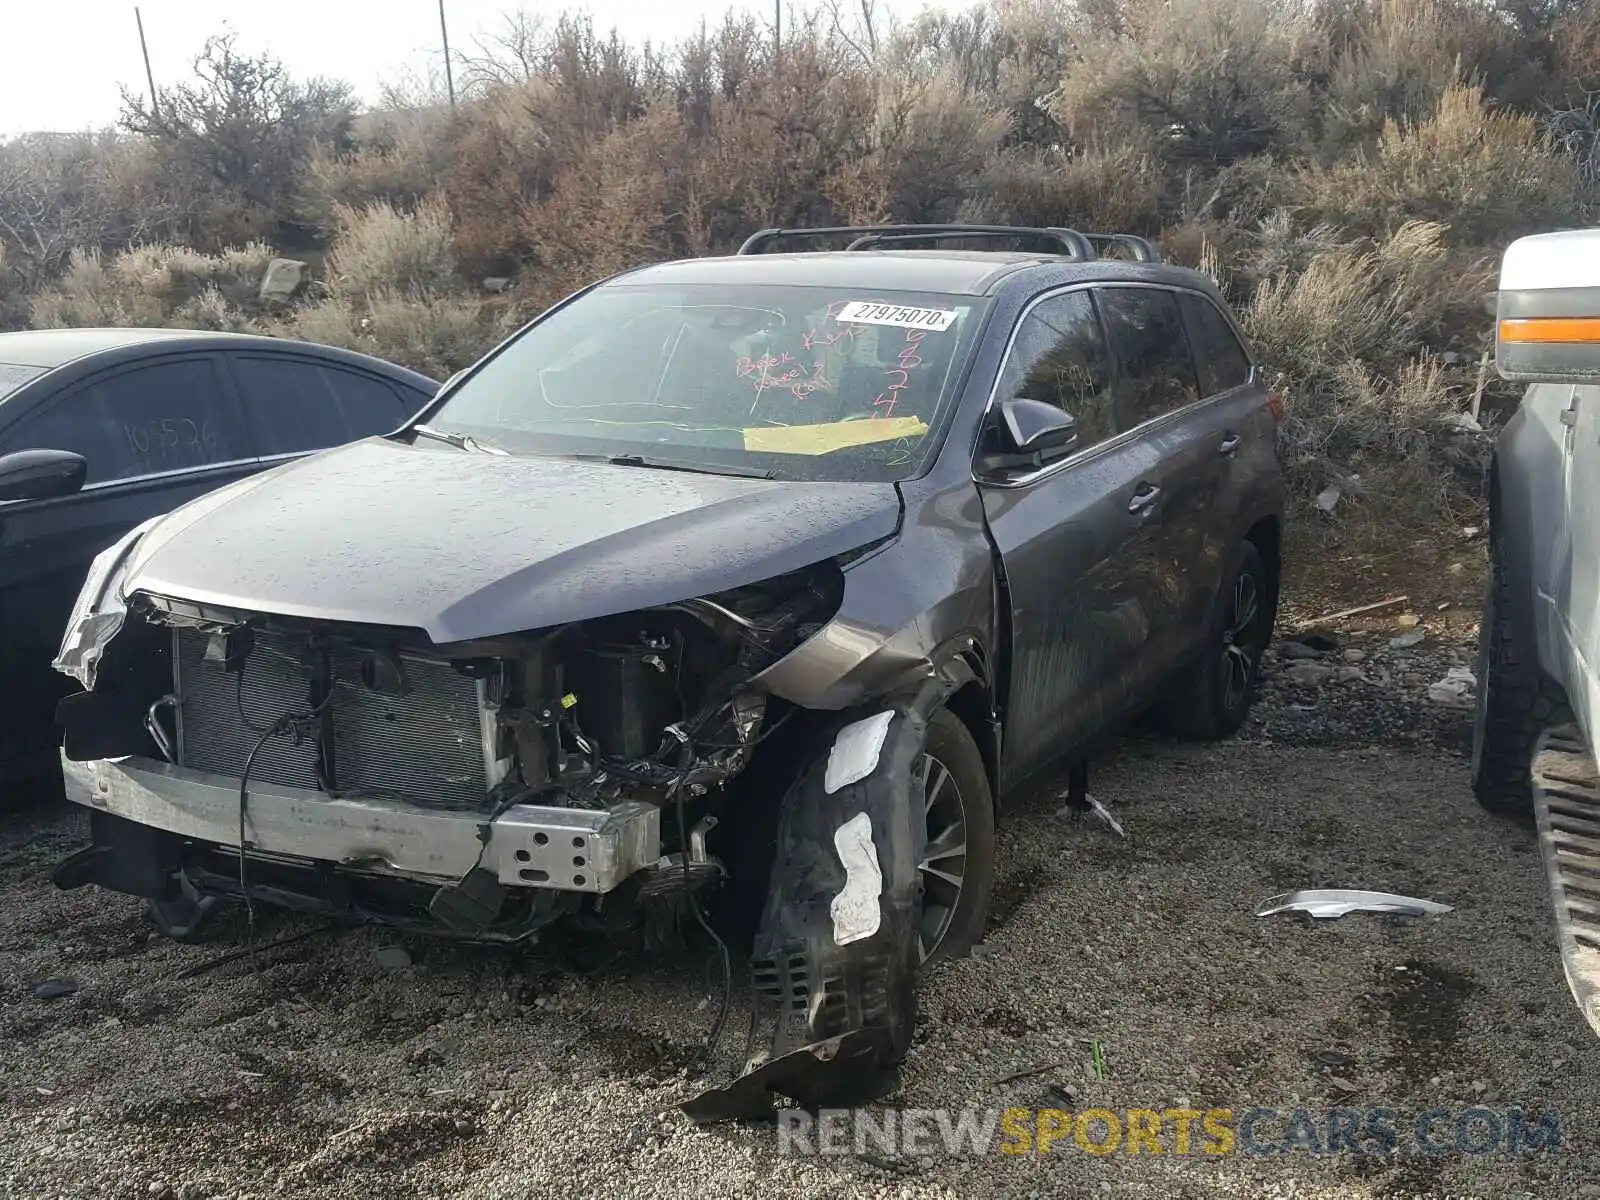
[{"xmin": 1266, "ymin": 391, "xmax": 1285, "ymax": 424}]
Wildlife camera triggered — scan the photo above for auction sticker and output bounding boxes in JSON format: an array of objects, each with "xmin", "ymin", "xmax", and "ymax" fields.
[{"xmin": 836, "ymin": 301, "xmax": 957, "ymax": 331}]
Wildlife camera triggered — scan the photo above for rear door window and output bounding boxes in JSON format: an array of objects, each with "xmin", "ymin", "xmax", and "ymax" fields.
[
  {"xmin": 230, "ymin": 356, "xmax": 413, "ymax": 455},
  {"xmin": 0, "ymin": 356, "xmax": 247, "ymax": 485},
  {"xmin": 993, "ymin": 290, "xmax": 1117, "ymax": 453},
  {"xmin": 0, "ymin": 363, "xmax": 45, "ymax": 400},
  {"xmin": 1178, "ymin": 292, "xmax": 1253, "ymax": 396},
  {"xmin": 1096, "ymin": 287, "xmax": 1202, "ymax": 431}
]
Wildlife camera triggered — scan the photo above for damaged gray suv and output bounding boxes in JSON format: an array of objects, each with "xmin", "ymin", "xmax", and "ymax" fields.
[{"xmin": 50, "ymin": 224, "xmax": 1282, "ymax": 1113}]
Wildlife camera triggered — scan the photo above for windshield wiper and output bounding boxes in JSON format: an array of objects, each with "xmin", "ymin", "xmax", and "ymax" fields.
[
  {"xmin": 600, "ymin": 453, "xmax": 775, "ymax": 480},
  {"xmin": 410, "ymin": 424, "xmax": 507, "ymax": 455}
]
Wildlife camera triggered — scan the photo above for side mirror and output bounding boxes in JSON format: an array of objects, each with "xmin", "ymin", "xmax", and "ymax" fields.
[
  {"xmin": 976, "ymin": 399, "xmax": 1079, "ymax": 478},
  {"xmin": 0, "ymin": 448, "xmax": 88, "ymax": 503},
  {"xmin": 998, "ymin": 398, "xmax": 1079, "ymax": 456},
  {"xmin": 1496, "ymin": 230, "xmax": 1600, "ymax": 383}
]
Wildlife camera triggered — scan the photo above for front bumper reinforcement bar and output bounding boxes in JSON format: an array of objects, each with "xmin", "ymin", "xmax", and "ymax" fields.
[{"xmin": 61, "ymin": 753, "xmax": 660, "ymax": 894}]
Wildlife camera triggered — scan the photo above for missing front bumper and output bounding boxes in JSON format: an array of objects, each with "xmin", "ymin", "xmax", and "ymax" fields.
[{"xmin": 61, "ymin": 753, "xmax": 660, "ymax": 894}]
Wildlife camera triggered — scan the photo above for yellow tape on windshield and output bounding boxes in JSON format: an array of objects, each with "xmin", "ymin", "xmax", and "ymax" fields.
[{"xmin": 742, "ymin": 416, "xmax": 928, "ymax": 455}]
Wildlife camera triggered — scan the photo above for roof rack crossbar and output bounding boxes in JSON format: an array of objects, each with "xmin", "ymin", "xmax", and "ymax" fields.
[
  {"xmin": 1080, "ymin": 233, "xmax": 1162, "ymax": 263},
  {"xmin": 841, "ymin": 229, "xmax": 1100, "ymax": 258},
  {"xmin": 737, "ymin": 224, "xmax": 1098, "ymax": 260}
]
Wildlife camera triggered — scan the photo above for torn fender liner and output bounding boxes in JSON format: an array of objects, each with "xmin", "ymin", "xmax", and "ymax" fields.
[
  {"xmin": 679, "ymin": 1030, "xmax": 891, "ymax": 1123},
  {"xmin": 683, "ymin": 703, "xmax": 927, "ymax": 1122},
  {"xmin": 829, "ymin": 812, "xmax": 883, "ymax": 946}
]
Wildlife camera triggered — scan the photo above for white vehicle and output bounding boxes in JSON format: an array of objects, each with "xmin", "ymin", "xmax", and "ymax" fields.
[{"xmin": 1474, "ymin": 228, "xmax": 1600, "ymax": 1034}]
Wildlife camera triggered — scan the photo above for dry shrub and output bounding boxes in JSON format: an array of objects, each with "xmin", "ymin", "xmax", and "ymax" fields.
[
  {"xmin": 1049, "ymin": 0, "xmax": 1321, "ymax": 164},
  {"xmin": 960, "ymin": 142, "xmax": 1165, "ymax": 233},
  {"xmin": 518, "ymin": 106, "xmax": 687, "ymax": 299},
  {"xmin": 826, "ymin": 68, "xmax": 1010, "ymax": 224},
  {"xmin": 443, "ymin": 65, "xmax": 641, "ymax": 277},
  {"xmin": 28, "ymin": 241, "xmax": 272, "ymax": 328},
  {"xmin": 325, "ymin": 196, "xmax": 457, "ymax": 299},
  {"xmin": 1241, "ymin": 219, "xmax": 1492, "ymax": 510},
  {"xmin": 12, "ymin": 0, "xmax": 1600, "ymax": 537},
  {"xmin": 670, "ymin": 45, "xmax": 877, "ymax": 254},
  {"xmin": 1294, "ymin": 82, "xmax": 1583, "ymax": 242},
  {"xmin": 1546, "ymin": 5, "xmax": 1600, "ymax": 102},
  {"xmin": 299, "ymin": 108, "xmax": 457, "ymax": 236},
  {"xmin": 893, "ymin": 0, "xmax": 1080, "ymax": 145},
  {"xmin": 0, "ymin": 244, "xmax": 23, "ymax": 330},
  {"xmin": 119, "ymin": 34, "xmax": 356, "ymax": 250},
  {"xmin": 278, "ymin": 290, "xmax": 505, "ymax": 379},
  {"xmin": 1316, "ymin": 0, "xmax": 1520, "ymax": 155}
]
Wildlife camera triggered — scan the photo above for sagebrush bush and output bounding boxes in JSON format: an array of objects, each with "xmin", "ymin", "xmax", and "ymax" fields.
[
  {"xmin": 27, "ymin": 241, "xmax": 272, "ymax": 329},
  {"xmin": 1294, "ymin": 83, "xmax": 1582, "ymax": 243},
  {"xmin": 326, "ymin": 196, "xmax": 457, "ymax": 299},
  {"xmin": 960, "ymin": 143, "xmax": 1165, "ymax": 233},
  {"xmin": 277, "ymin": 289, "xmax": 506, "ymax": 379},
  {"xmin": 299, "ymin": 108, "xmax": 457, "ymax": 237},
  {"xmin": 826, "ymin": 68, "xmax": 1010, "ymax": 223},
  {"xmin": 1315, "ymin": 0, "xmax": 1518, "ymax": 156},
  {"xmin": 1242, "ymin": 219, "xmax": 1493, "ymax": 507},
  {"xmin": 1049, "ymin": 0, "xmax": 1321, "ymax": 164}
]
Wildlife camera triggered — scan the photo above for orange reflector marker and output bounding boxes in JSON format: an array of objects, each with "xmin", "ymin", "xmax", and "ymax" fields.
[{"xmin": 1499, "ymin": 317, "xmax": 1600, "ymax": 344}]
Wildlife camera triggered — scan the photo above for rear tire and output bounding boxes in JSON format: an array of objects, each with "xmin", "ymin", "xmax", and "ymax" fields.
[
  {"xmin": 1471, "ymin": 539, "xmax": 1569, "ymax": 816},
  {"xmin": 1155, "ymin": 540, "xmax": 1273, "ymax": 740}
]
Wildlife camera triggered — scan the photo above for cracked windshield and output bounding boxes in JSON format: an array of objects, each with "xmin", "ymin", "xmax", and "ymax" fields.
[{"xmin": 428, "ymin": 284, "xmax": 985, "ymax": 481}]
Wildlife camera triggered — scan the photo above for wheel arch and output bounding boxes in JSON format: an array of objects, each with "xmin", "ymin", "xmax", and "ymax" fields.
[{"xmin": 1486, "ymin": 450, "xmax": 1550, "ymax": 683}]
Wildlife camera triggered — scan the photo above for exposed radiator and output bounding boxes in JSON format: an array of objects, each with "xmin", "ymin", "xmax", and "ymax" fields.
[{"xmin": 174, "ymin": 628, "xmax": 491, "ymax": 810}]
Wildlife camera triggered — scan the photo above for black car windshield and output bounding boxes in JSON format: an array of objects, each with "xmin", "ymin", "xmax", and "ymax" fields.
[{"xmin": 425, "ymin": 283, "xmax": 988, "ymax": 482}]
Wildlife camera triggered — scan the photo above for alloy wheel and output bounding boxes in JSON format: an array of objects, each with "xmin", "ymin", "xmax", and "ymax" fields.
[
  {"xmin": 1221, "ymin": 568, "xmax": 1263, "ymax": 712},
  {"xmin": 916, "ymin": 752, "xmax": 968, "ymax": 963}
]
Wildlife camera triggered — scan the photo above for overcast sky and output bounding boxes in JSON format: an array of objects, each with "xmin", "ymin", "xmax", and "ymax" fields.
[{"xmin": 1, "ymin": 0, "xmax": 968, "ymax": 136}]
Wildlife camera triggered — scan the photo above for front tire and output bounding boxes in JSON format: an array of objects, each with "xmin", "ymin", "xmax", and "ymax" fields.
[
  {"xmin": 916, "ymin": 709, "xmax": 995, "ymax": 967},
  {"xmin": 745, "ymin": 704, "xmax": 995, "ymax": 1103},
  {"xmin": 1471, "ymin": 538, "xmax": 1569, "ymax": 816}
]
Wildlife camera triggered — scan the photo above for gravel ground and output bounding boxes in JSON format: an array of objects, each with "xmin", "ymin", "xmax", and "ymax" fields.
[{"xmin": 3, "ymin": 617, "xmax": 1597, "ymax": 1200}]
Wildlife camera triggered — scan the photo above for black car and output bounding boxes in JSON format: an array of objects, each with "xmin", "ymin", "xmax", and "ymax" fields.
[
  {"xmin": 49, "ymin": 225, "xmax": 1282, "ymax": 1114},
  {"xmin": 0, "ymin": 328, "xmax": 438, "ymax": 786}
]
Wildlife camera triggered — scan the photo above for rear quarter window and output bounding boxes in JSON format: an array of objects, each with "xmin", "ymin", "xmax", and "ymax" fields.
[
  {"xmin": 230, "ymin": 356, "xmax": 413, "ymax": 454},
  {"xmin": 0, "ymin": 363, "xmax": 44, "ymax": 400},
  {"xmin": 1179, "ymin": 292, "xmax": 1253, "ymax": 396}
]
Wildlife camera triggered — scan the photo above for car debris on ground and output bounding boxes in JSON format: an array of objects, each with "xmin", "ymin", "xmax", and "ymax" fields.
[{"xmin": 1253, "ymin": 888, "xmax": 1454, "ymax": 919}]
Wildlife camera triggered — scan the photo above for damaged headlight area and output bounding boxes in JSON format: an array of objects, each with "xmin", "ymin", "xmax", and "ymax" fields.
[
  {"xmin": 55, "ymin": 554, "xmax": 850, "ymax": 941},
  {"xmin": 53, "ymin": 515, "xmax": 164, "ymax": 690}
]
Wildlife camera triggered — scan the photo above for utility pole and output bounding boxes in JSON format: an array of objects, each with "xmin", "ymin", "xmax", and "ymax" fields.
[
  {"xmin": 438, "ymin": 0, "xmax": 456, "ymax": 107},
  {"xmin": 774, "ymin": 0, "xmax": 781, "ymax": 75},
  {"xmin": 134, "ymin": 6, "xmax": 159, "ymax": 117}
]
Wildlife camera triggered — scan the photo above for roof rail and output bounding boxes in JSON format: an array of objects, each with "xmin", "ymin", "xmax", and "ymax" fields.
[
  {"xmin": 734, "ymin": 223, "xmax": 1163, "ymax": 264},
  {"xmin": 1081, "ymin": 233, "xmax": 1161, "ymax": 264}
]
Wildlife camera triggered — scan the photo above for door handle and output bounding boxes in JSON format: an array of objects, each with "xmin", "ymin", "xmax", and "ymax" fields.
[
  {"xmin": 1128, "ymin": 484, "xmax": 1162, "ymax": 514},
  {"xmin": 1217, "ymin": 433, "xmax": 1242, "ymax": 455}
]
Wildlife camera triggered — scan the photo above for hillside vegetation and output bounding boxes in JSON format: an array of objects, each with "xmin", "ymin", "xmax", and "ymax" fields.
[{"xmin": 2, "ymin": 0, "xmax": 1597, "ymax": 522}]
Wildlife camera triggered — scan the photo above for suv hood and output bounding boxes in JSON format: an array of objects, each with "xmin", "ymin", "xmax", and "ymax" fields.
[{"xmin": 123, "ymin": 438, "xmax": 902, "ymax": 643}]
